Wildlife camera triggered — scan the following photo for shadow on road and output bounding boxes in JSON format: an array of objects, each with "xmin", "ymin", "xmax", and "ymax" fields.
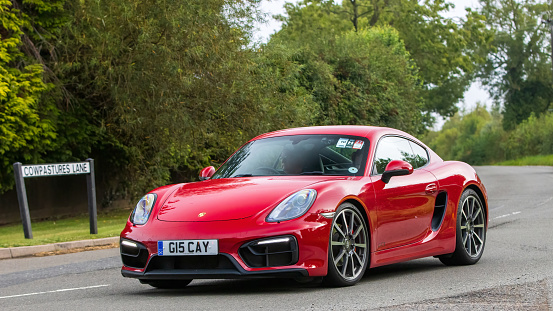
[{"xmin": 124, "ymin": 258, "xmax": 449, "ymax": 296}]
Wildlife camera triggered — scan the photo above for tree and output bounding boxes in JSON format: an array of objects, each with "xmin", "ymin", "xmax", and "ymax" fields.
[
  {"xmin": 269, "ymin": 26, "xmax": 425, "ymax": 134},
  {"xmin": 478, "ymin": 0, "xmax": 553, "ymax": 130},
  {"xmin": 0, "ymin": 0, "xmax": 66, "ymax": 193},
  {"xmin": 44, "ymin": 0, "xmax": 316, "ymax": 196},
  {"xmin": 271, "ymin": 0, "xmax": 492, "ymax": 119}
]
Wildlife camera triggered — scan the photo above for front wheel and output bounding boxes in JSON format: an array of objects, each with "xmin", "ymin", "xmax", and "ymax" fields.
[
  {"xmin": 440, "ymin": 189, "xmax": 486, "ymax": 266},
  {"xmin": 323, "ymin": 203, "xmax": 369, "ymax": 287}
]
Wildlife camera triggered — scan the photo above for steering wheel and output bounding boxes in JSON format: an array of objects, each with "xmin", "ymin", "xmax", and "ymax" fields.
[{"xmin": 323, "ymin": 162, "xmax": 352, "ymax": 170}]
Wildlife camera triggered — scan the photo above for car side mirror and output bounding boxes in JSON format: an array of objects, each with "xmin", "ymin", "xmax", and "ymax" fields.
[
  {"xmin": 199, "ymin": 166, "xmax": 216, "ymax": 181},
  {"xmin": 381, "ymin": 160, "xmax": 413, "ymax": 184}
]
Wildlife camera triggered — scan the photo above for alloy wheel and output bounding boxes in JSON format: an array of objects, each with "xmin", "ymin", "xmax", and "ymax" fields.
[
  {"xmin": 330, "ymin": 208, "xmax": 368, "ymax": 281},
  {"xmin": 460, "ymin": 195, "xmax": 485, "ymax": 258}
]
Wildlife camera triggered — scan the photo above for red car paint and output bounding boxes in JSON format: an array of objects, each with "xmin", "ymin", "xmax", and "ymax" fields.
[{"xmin": 120, "ymin": 125, "xmax": 488, "ymax": 280}]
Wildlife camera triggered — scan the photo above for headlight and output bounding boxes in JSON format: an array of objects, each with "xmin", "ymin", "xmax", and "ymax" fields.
[
  {"xmin": 131, "ymin": 193, "xmax": 157, "ymax": 225},
  {"xmin": 267, "ymin": 189, "xmax": 317, "ymax": 222}
]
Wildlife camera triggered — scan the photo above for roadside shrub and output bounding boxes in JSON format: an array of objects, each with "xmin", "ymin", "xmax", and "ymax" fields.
[
  {"xmin": 504, "ymin": 112, "xmax": 553, "ymax": 159},
  {"xmin": 424, "ymin": 107, "xmax": 553, "ymax": 165},
  {"xmin": 423, "ymin": 106, "xmax": 505, "ymax": 165}
]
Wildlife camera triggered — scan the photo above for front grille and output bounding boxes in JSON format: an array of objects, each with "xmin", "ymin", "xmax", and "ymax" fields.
[
  {"xmin": 145, "ymin": 255, "xmax": 235, "ymax": 272},
  {"xmin": 239, "ymin": 235, "xmax": 299, "ymax": 268},
  {"xmin": 120, "ymin": 239, "xmax": 149, "ymax": 269}
]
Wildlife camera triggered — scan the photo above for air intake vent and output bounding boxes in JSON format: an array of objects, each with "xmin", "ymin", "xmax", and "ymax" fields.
[
  {"xmin": 120, "ymin": 239, "xmax": 149, "ymax": 269},
  {"xmin": 239, "ymin": 236, "xmax": 298, "ymax": 268},
  {"xmin": 145, "ymin": 255, "xmax": 235, "ymax": 272},
  {"xmin": 431, "ymin": 192, "xmax": 448, "ymax": 231}
]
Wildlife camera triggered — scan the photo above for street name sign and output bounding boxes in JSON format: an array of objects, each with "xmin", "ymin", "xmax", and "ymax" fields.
[
  {"xmin": 21, "ymin": 162, "xmax": 90, "ymax": 177},
  {"xmin": 13, "ymin": 159, "xmax": 98, "ymax": 239}
]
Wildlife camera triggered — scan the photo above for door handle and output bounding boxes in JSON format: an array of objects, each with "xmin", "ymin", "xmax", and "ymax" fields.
[{"xmin": 425, "ymin": 183, "xmax": 437, "ymax": 194}]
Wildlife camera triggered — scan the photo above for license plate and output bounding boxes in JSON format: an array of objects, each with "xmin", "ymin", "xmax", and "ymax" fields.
[{"xmin": 157, "ymin": 240, "xmax": 218, "ymax": 256}]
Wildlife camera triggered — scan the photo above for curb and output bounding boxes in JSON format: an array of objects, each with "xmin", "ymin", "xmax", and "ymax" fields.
[{"xmin": 0, "ymin": 237, "xmax": 119, "ymax": 260}]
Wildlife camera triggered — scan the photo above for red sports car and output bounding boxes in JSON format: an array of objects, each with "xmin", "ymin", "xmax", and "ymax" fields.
[{"xmin": 120, "ymin": 126, "xmax": 488, "ymax": 288}]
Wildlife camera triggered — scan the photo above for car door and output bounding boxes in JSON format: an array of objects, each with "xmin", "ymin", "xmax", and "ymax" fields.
[{"xmin": 372, "ymin": 136, "xmax": 438, "ymax": 251}]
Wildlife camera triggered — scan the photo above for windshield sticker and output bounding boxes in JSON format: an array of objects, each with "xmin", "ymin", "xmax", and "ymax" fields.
[
  {"xmin": 345, "ymin": 139, "xmax": 355, "ymax": 148},
  {"xmin": 348, "ymin": 167, "xmax": 358, "ymax": 174},
  {"xmin": 353, "ymin": 140, "xmax": 364, "ymax": 149},
  {"xmin": 336, "ymin": 138, "xmax": 349, "ymax": 148},
  {"xmin": 337, "ymin": 138, "xmax": 364, "ymax": 149}
]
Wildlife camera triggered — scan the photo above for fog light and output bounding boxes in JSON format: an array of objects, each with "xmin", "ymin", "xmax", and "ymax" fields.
[
  {"xmin": 121, "ymin": 240, "xmax": 137, "ymax": 248},
  {"xmin": 255, "ymin": 237, "xmax": 292, "ymax": 246}
]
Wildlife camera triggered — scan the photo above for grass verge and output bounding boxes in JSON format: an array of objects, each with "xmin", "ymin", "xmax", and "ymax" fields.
[
  {"xmin": 0, "ymin": 208, "xmax": 131, "ymax": 248},
  {"xmin": 495, "ymin": 154, "xmax": 553, "ymax": 166}
]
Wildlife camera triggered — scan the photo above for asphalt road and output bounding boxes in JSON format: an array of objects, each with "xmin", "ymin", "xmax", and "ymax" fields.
[{"xmin": 1, "ymin": 166, "xmax": 552, "ymax": 310}]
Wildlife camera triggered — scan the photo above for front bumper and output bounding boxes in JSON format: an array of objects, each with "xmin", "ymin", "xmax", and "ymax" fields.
[{"xmin": 120, "ymin": 213, "xmax": 332, "ymax": 278}]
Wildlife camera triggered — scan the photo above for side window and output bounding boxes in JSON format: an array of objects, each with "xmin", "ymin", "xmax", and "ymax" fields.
[
  {"xmin": 373, "ymin": 137, "xmax": 413, "ymax": 174},
  {"xmin": 409, "ymin": 142, "xmax": 429, "ymax": 169}
]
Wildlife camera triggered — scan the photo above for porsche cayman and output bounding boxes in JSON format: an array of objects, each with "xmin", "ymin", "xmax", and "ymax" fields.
[{"xmin": 120, "ymin": 126, "xmax": 488, "ymax": 288}]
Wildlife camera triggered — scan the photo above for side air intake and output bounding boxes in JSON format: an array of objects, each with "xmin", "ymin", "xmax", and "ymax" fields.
[{"xmin": 431, "ymin": 192, "xmax": 448, "ymax": 231}]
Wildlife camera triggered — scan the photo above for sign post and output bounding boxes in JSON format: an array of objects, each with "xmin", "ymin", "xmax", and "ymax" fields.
[
  {"xmin": 13, "ymin": 163, "xmax": 33, "ymax": 239},
  {"xmin": 13, "ymin": 160, "xmax": 98, "ymax": 239},
  {"xmin": 86, "ymin": 159, "xmax": 98, "ymax": 234}
]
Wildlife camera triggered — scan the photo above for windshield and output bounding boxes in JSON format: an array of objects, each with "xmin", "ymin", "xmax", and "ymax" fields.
[{"xmin": 211, "ymin": 135, "xmax": 370, "ymax": 178}]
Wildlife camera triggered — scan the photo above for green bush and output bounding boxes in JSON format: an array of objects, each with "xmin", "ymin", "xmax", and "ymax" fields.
[
  {"xmin": 423, "ymin": 107, "xmax": 553, "ymax": 165},
  {"xmin": 504, "ymin": 112, "xmax": 553, "ymax": 159}
]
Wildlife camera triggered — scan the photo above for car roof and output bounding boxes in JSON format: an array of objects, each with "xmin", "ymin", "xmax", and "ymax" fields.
[{"xmin": 250, "ymin": 125, "xmax": 408, "ymax": 141}]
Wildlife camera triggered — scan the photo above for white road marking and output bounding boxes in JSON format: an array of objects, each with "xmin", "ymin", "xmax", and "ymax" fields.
[
  {"xmin": 0, "ymin": 284, "xmax": 109, "ymax": 300},
  {"xmin": 537, "ymin": 196, "xmax": 553, "ymax": 207},
  {"xmin": 492, "ymin": 211, "xmax": 521, "ymax": 220}
]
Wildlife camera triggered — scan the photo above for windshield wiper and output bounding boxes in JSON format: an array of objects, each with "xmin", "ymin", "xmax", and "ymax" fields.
[
  {"xmin": 300, "ymin": 171, "xmax": 324, "ymax": 175},
  {"xmin": 233, "ymin": 174, "xmax": 253, "ymax": 177}
]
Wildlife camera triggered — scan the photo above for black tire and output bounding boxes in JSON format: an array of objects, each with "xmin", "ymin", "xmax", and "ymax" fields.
[
  {"xmin": 440, "ymin": 189, "xmax": 486, "ymax": 266},
  {"xmin": 323, "ymin": 203, "xmax": 369, "ymax": 287},
  {"xmin": 140, "ymin": 279, "xmax": 193, "ymax": 289}
]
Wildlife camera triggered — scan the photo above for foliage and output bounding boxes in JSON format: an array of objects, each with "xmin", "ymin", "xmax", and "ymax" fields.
[
  {"xmin": 423, "ymin": 107, "xmax": 553, "ymax": 165},
  {"xmin": 271, "ymin": 0, "xmax": 493, "ymax": 118},
  {"xmin": 477, "ymin": 0, "xmax": 553, "ymax": 130},
  {"xmin": 423, "ymin": 106, "xmax": 506, "ymax": 164},
  {"xmin": 47, "ymin": 0, "xmax": 316, "ymax": 196},
  {"xmin": 0, "ymin": 0, "xmax": 63, "ymax": 193},
  {"xmin": 1, "ymin": 0, "xmax": 430, "ymax": 197},
  {"xmin": 504, "ymin": 112, "xmax": 553, "ymax": 159},
  {"xmin": 496, "ymin": 154, "xmax": 553, "ymax": 166},
  {"xmin": 272, "ymin": 0, "xmax": 351, "ymax": 47},
  {"xmin": 424, "ymin": 0, "xmax": 553, "ymax": 165},
  {"xmin": 302, "ymin": 27, "xmax": 424, "ymax": 133},
  {"xmin": 270, "ymin": 26, "xmax": 424, "ymax": 133}
]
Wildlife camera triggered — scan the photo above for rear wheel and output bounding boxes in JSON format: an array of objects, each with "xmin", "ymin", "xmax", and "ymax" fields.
[
  {"xmin": 323, "ymin": 203, "xmax": 369, "ymax": 287},
  {"xmin": 440, "ymin": 189, "xmax": 486, "ymax": 266},
  {"xmin": 140, "ymin": 279, "xmax": 193, "ymax": 289}
]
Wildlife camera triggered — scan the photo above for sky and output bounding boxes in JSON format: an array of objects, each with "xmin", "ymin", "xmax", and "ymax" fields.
[{"xmin": 253, "ymin": 0, "xmax": 491, "ymax": 128}]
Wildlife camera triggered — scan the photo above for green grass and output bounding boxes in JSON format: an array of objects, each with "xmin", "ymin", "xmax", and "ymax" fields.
[
  {"xmin": 495, "ymin": 154, "xmax": 553, "ymax": 166},
  {"xmin": 0, "ymin": 208, "xmax": 132, "ymax": 248}
]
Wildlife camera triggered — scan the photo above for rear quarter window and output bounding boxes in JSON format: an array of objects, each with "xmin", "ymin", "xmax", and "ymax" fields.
[{"xmin": 408, "ymin": 141, "xmax": 429, "ymax": 169}]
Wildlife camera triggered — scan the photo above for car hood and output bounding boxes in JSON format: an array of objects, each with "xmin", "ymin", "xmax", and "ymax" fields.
[{"xmin": 156, "ymin": 177, "xmax": 335, "ymax": 222}]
